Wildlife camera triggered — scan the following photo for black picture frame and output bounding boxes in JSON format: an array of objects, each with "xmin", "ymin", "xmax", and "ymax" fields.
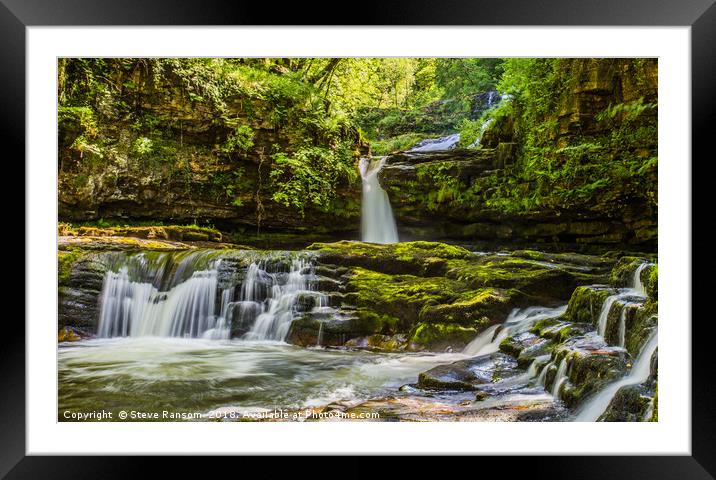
[{"xmin": 4, "ymin": 0, "xmax": 712, "ymax": 476}]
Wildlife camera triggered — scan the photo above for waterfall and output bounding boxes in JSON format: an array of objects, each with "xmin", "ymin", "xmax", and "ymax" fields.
[
  {"xmin": 596, "ymin": 294, "xmax": 622, "ymax": 337},
  {"xmin": 243, "ymin": 258, "xmax": 314, "ymax": 341},
  {"xmin": 359, "ymin": 157, "xmax": 399, "ymax": 244},
  {"xmin": 551, "ymin": 358, "xmax": 569, "ymax": 399},
  {"xmin": 631, "ymin": 262, "xmax": 650, "ymax": 296},
  {"xmin": 573, "ymin": 329, "xmax": 658, "ymax": 421},
  {"xmin": 462, "ymin": 305, "xmax": 567, "ymax": 356},
  {"xmin": 409, "ymin": 133, "xmax": 461, "ymax": 152},
  {"xmin": 618, "ymin": 306, "xmax": 628, "ymax": 348},
  {"xmin": 468, "ymin": 119, "xmax": 494, "ymax": 148},
  {"xmin": 98, "ymin": 265, "xmax": 227, "ymax": 338},
  {"xmin": 97, "ymin": 251, "xmax": 321, "ymax": 342}
]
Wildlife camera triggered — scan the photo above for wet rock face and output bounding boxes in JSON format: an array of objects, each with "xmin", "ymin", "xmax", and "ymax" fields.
[
  {"xmin": 599, "ymin": 384, "xmax": 655, "ymax": 422},
  {"xmin": 58, "ymin": 252, "xmax": 113, "ymax": 331},
  {"xmin": 378, "ymin": 146, "xmax": 656, "ymax": 250},
  {"xmin": 417, "ymin": 353, "xmax": 519, "ymax": 391},
  {"xmin": 554, "ymin": 336, "xmax": 630, "ymax": 408}
]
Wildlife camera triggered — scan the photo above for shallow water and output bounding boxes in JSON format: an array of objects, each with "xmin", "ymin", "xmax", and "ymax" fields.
[{"xmin": 58, "ymin": 337, "xmax": 466, "ymax": 420}]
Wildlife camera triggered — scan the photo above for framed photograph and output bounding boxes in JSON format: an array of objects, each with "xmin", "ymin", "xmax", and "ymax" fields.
[{"xmin": 6, "ymin": 0, "xmax": 712, "ymax": 475}]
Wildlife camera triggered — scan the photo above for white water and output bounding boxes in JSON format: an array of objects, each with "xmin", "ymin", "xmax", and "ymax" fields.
[
  {"xmin": 98, "ymin": 253, "xmax": 322, "ymax": 343},
  {"xmin": 409, "ymin": 133, "xmax": 461, "ymax": 152},
  {"xmin": 468, "ymin": 119, "xmax": 494, "ymax": 148},
  {"xmin": 359, "ymin": 157, "xmax": 399, "ymax": 244},
  {"xmin": 243, "ymin": 258, "xmax": 317, "ymax": 341},
  {"xmin": 618, "ymin": 306, "xmax": 628, "ymax": 348},
  {"xmin": 596, "ymin": 294, "xmax": 622, "ymax": 337},
  {"xmin": 462, "ymin": 305, "xmax": 567, "ymax": 357},
  {"xmin": 574, "ymin": 329, "xmax": 658, "ymax": 421},
  {"xmin": 98, "ymin": 265, "xmax": 232, "ymax": 339},
  {"xmin": 551, "ymin": 358, "xmax": 569, "ymax": 399},
  {"xmin": 632, "ymin": 262, "xmax": 650, "ymax": 296}
]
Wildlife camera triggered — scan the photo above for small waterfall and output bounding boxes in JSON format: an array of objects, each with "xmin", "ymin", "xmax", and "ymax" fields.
[
  {"xmin": 97, "ymin": 251, "xmax": 322, "ymax": 342},
  {"xmin": 98, "ymin": 265, "xmax": 227, "ymax": 338},
  {"xmin": 468, "ymin": 119, "xmax": 494, "ymax": 148},
  {"xmin": 359, "ymin": 157, "xmax": 399, "ymax": 244},
  {"xmin": 536, "ymin": 359, "xmax": 552, "ymax": 387},
  {"xmin": 527, "ymin": 355, "xmax": 551, "ymax": 378},
  {"xmin": 631, "ymin": 262, "xmax": 650, "ymax": 296},
  {"xmin": 316, "ymin": 321, "xmax": 324, "ymax": 347},
  {"xmin": 574, "ymin": 329, "xmax": 658, "ymax": 422},
  {"xmin": 243, "ymin": 258, "xmax": 315, "ymax": 341},
  {"xmin": 463, "ymin": 305, "xmax": 567, "ymax": 356},
  {"xmin": 618, "ymin": 306, "xmax": 628, "ymax": 348},
  {"xmin": 409, "ymin": 133, "xmax": 461, "ymax": 152},
  {"xmin": 551, "ymin": 358, "xmax": 569, "ymax": 399},
  {"xmin": 596, "ymin": 294, "xmax": 622, "ymax": 337}
]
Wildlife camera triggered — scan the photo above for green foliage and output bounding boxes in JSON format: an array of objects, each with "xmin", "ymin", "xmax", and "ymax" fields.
[
  {"xmin": 220, "ymin": 125, "xmax": 254, "ymax": 156},
  {"xmin": 212, "ymin": 168, "xmax": 248, "ymax": 208},
  {"xmin": 269, "ymin": 141, "xmax": 357, "ymax": 215},
  {"xmin": 370, "ymin": 133, "xmax": 431, "ymax": 155},
  {"xmin": 131, "ymin": 137, "xmax": 154, "ymax": 156},
  {"xmin": 434, "ymin": 58, "xmax": 503, "ymax": 108}
]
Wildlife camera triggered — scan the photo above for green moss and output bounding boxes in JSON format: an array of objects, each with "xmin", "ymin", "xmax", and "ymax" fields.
[
  {"xmin": 563, "ymin": 286, "xmax": 613, "ymax": 325},
  {"xmin": 370, "ymin": 132, "xmax": 432, "ymax": 155},
  {"xmin": 625, "ymin": 299, "xmax": 658, "ymax": 357},
  {"xmin": 646, "ymin": 264, "xmax": 658, "ymax": 299},
  {"xmin": 610, "ymin": 256, "xmax": 653, "ymax": 287},
  {"xmin": 409, "ymin": 322, "xmax": 479, "ymax": 350},
  {"xmin": 420, "ymin": 287, "xmax": 512, "ymax": 325},
  {"xmin": 346, "ymin": 267, "xmax": 465, "ymax": 329},
  {"xmin": 309, "ymin": 240, "xmax": 471, "ymax": 276},
  {"xmin": 650, "ymin": 385, "xmax": 658, "ymax": 422},
  {"xmin": 58, "ymin": 249, "xmax": 84, "ymax": 284},
  {"xmin": 446, "ymin": 255, "xmax": 590, "ymax": 301}
]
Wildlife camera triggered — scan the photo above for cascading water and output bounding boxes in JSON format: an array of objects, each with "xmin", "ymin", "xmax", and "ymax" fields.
[
  {"xmin": 408, "ymin": 133, "xmax": 461, "ymax": 152},
  {"xmin": 573, "ymin": 329, "xmax": 658, "ymax": 421},
  {"xmin": 551, "ymin": 358, "xmax": 569, "ymax": 399},
  {"xmin": 468, "ymin": 119, "xmax": 494, "ymax": 148},
  {"xmin": 242, "ymin": 258, "xmax": 317, "ymax": 341},
  {"xmin": 596, "ymin": 293, "xmax": 622, "ymax": 337},
  {"xmin": 463, "ymin": 305, "xmax": 567, "ymax": 356},
  {"xmin": 632, "ymin": 262, "xmax": 650, "ymax": 296},
  {"xmin": 359, "ymin": 157, "xmax": 399, "ymax": 244},
  {"xmin": 97, "ymin": 251, "xmax": 323, "ymax": 342},
  {"xmin": 97, "ymin": 252, "xmax": 231, "ymax": 339}
]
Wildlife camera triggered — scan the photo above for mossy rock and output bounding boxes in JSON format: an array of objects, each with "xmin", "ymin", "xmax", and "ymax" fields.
[
  {"xmin": 445, "ymin": 255, "xmax": 597, "ymax": 303},
  {"xmin": 644, "ymin": 264, "xmax": 658, "ymax": 299},
  {"xmin": 344, "ymin": 267, "xmax": 467, "ymax": 330},
  {"xmin": 344, "ymin": 334, "xmax": 409, "ymax": 351},
  {"xmin": 551, "ymin": 336, "xmax": 630, "ymax": 408},
  {"xmin": 287, "ymin": 310, "xmax": 399, "ymax": 347},
  {"xmin": 598, "ymin": 383, "xmax": 655, "ymax": 421},
  {"xmin": 417, "ymin": 353, "xmax": 519, "ymax": 391},
  {"xmin": 624, "ymin": 300, "xmax": 658, "ymax": 357},
  {"xmin": 419, "ymin": 287, "xmax": 513, "ymax": 325},
  {"xmin": 58, "ymin": 248, "xmax": 86, "ymax": 285},
  {"xmin": 308, "ymin": 240, "xmax": 471, "ymax": 276},
  {"xmin": 610, "ymin": 256, "xmax": 653, "ymax": 287},
  {"xmin": 498, "ymin": 331, "xmax": 545, "ymax": 364},
  {"xmin": 511, "ymin": 250, "xmax": 615, "ymax": 270},
  {"xmin": 563, "ymin": 285, "xmax": 615, "ymax": 325},
  {"xmin": 58, "ymin": 326, "xmax": 83, "ymax": 342},
  {"xmin": 650, "ymin": 384, "xmax": 658, "ymax": 422},
  {"xmin": 408, "ymin": 322, "xmax": 480, "ymax": 351}
]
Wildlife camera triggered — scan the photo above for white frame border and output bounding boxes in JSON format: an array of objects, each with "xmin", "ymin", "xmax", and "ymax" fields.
[{"xmin": 27, "ymin": 26, "xmax": 691, "ymax": 455}]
